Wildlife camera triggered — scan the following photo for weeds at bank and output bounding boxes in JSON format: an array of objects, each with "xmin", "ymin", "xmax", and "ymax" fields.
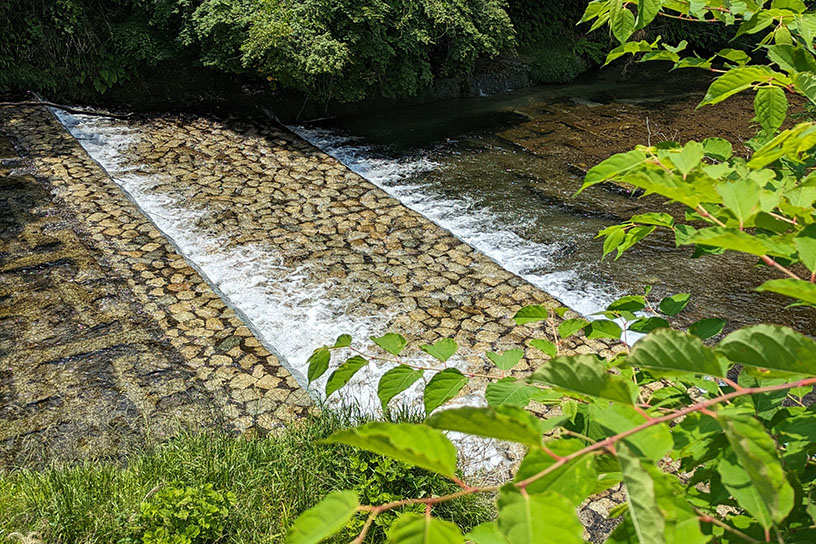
[{"xmin": 0, "ymin": 411, "xmax": 494, "ymax": 544}]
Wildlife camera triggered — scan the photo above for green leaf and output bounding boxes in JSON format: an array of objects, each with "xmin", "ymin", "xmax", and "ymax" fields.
[
  {"xmin": 700, "ymin": 66, "xmax": 768, "ymax": 106},
  {"xmin": 558, "ymin": 318, "xmax": 589, "ymax": 339},
  {"xmin": 658, "ymin": 293, "xmax": 691, "ymax": 316},
  {"xmin": 628, "ymin": 328, "xmax": 726, "ymax": 377},
  {"xmin": 717, "ymin": 324, "xmax": 816, "ymax": 375},
  {"xmin": 688, "ymin": 318, "xmax": 726, "ymax": 340},
  {"xmin": 756, "ymin": 278, "xmax": 816, "ymax": 305},
  {"xmin": 581, "ymin": 149, "xmax": 648, "ymax": 189},
  {"xmin": 332, "ymin": 334, "xmax": 352, "ymax": 348},
  {"xmin": 423, "ymin": 369, "xmax": 468, "ymax": 414},
  {"xmin": 465, "ymin": 523, "xmax": 508, "ymax": 544},
  {"xmin": 307, "ymin": 348, "xmax": 331, "ymax": 384},
  {"xmin": 767, "ymin": 44, "xmax": 816, "ymax": 73},
  {"xmin": 793, "ymin": 71, "xmax": 816, "ymax": 105},
  {"xmin": 616, "ymin": 444, "xmax": 708, "ymax": 544},
  {"xmin": 487, "ymin": 349, "xmax": 524, "ymax": 371},
  {"xmin": 636, "ymin": 0, "xmax": 662, "ymax": 28},
  {"xmin": 427, "ymin": 405, "xmax": 543, "ymax": 446},
  {"xmin": 529, "ymin": 354, "xmax": 636, "ymax": 404},
  {"xmin": 672, "ymin": 141, "xmax": 705, "ymax": 178},
  {"xmin": 629, "ymin": 212, "xmax": 675, "ymax": 228},
  {"xmin": 617, "ymin": 445, "xmax": 666, "ymax": 544},
  {"xmin": 326, "ymin": 422, "xmax": 457, "ymax": 477},
  {"xmin": 603, "ymin": 227, "xmax": 627, "ymax": 259},
  {"xmin": 702, "ymin": 137, "xmax": 733, "ymax": 161},
  {"xmin": 717, "ymin": 408, "xmax": 795, "ymax": 528},
  {"xmin": 485, "ymin": 377, "xmax": 541, "ymax": 407},
  {"xmin": 513, "ymin": 305, "xmax": 550, "ymax": 324},
  {"xmin": 754, "ymin": 86, "xmax": 788, "ymax": 132},
  {"xmin": 378, "ymin": 365, "xmax": 424, "ymax": 410},
  {"xmin": 716, "ymin": 177, "xmax": 760, "ymax": 227},
  {"xmin": 685, "ymin": 227, "xmax": 770, "ymax": 256},
  {"xmin": 529, "ymin": 338, "xmax": 557, "ymax": 358},
  {"xmin": 371, "ymin": 333, "xmax": 407, "ymax": 356},
  {"xmin": 608, "ymin": 295, "xmax": 647, "ymax": 312},
  {"xmin": 589, "ymin": 403, "xmax": 673, "ymax": 461},
  {"xmin": 325, "ymin": 355, "xmax": 368, "ymax": 397},
  {"xmin": 387, "ymin": 513, "xmax": 464, "ymax": 544},
  {"xmin": 611, "ymin": 5, "xmax": 636, "ymax": 43},
  {"xmin": 514, "ymin": 439, "xmax": 597, "ymax": 504},
  {"xmin": 628, "ymin": 317, "xmax": 670, "ymax": 334},
  {"xmin": 420, "ymin": 338, "xmax": 458, "ymax": 363},
  {"xmin": 584, "ymin": 319, "xmax": 623, "ymax": 340},
  {"xmin": 285, "ymin": 490, "xmax": 359, "ymax": 544},
  {"xmin": 497, "ymin": 488, "xmax": 584, "ymax": 544},
  {"xmin": 794, "ymin": 224, "xmax": 816, "ymax": 273}
]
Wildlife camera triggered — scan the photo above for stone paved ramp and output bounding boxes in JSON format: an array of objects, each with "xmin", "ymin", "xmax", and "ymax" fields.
[
  {"xmin": 0, "ymin": 105, "xmax": 619, "ymax": 466},
  {"xmin": 58, "ymin": 112, "xmax": 619, "ymax": 392},
  {"xmin": 0, "ymin": 108, "xmax": 310, "ymax": 465}
]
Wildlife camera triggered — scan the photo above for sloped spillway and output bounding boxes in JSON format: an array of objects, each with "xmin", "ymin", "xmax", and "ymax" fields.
[{"xmin": 51, "ymin": 109, "xmax": 616, "ymax": 436}]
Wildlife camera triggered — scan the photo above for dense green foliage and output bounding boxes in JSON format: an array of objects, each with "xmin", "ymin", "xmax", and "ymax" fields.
[
  {"xmin": 0, "ymin": 413, "xmax": 492, "ymax": 544},
  {"xmin": 290, "ymin": 2, "xmax": 816, "ymax": 543},
  {"xmin": 0, "ymin": 0, "xmax": 188, "ymax": 96},
  {"xmin": 0, "ymin": 0, "xmax": 515, "ymax": 104}
]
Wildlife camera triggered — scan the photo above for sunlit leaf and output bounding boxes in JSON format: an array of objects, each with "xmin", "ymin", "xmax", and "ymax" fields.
[
  {"xmin": 325, "ymin": 355, "xmax": 368, "ymax": 397},
  {"xmin": 756, "ymin": 278, "xmax": 816, "ymax": 305},
  {"xmin": 688, "ymin": 318, "xmax": 726, "ymax": 340},
  {"xmin": 627, "ymin": 328, "xmax": 726, "ymax": 377},
  {"xmin": 285, "ymin": 491, "xmax": 359, "ymax": 544},
  {"xmin": 717, "ymin": 407, "xmax": 795, "ymax": 528},
  {"xmin": 487, "ymin": 349, "xmax": 524, "ymax": 371},
  {"xmin": 514, "ymin": 439, "xmax": 596, "ymax": 504},
  {"xmin": 387, "ymin": 513, "xmax": 464, "ymax": 544},
  {"xmin": 378, "ymin": 365, "xmax": 424, "ymax": 410},
  {"xmin": 497, "ymin": 488, "xmax": 584, "ymax": 544},
  {"xmin": 717, "ymin": 324, "xmax": 816, "ymax": 374},
  {"xmin": 421, "ymin": 338, "xmax": 458, "ymax": 363},
  {"xmin": 558, "ymin": 318, "xmax": 590, "ymax": 339},
  {"xmin": 371, "ymin": 333, "xmax": 407, "ymax": 356},
  {"xmin": 423, "ymin": 368, "xmax": 468, "ymax": 413},
  {"xmin": 529, "ymin": 354, "xmax": 636, "ymax": 404},
  {"xmin": 513, "ymin": 305, "xmax": 550, "ymax": 325},
  {"xmin": 326, "ymin": 422, "xmax": 457, "ymax": 476},
  {"xmin": 658, "ymin": 293, "xmax": 691, "ymax": 316},
  {"xmin": 307, "ymin": 348, "xmax": 331, "ymax": 384},
  {"xmin": 589, "ymin": 403, "xmax": 673, "ymax": 461},
  {"xmin": 529, "ymin": 338, "xmax": 557, "ymax": 357},
  {"xmin": 428, "ymin": 405, "xmax": 544, "ymax": 445}
]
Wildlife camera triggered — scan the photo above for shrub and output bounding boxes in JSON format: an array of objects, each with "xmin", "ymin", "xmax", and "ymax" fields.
[{"xmin": 120, "ymin": 484, "xmax": 236, "ymax": 544}]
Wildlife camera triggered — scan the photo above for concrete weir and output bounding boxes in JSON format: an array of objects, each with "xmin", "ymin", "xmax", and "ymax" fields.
[{"xmin": 0, "ymin": 105, "xmax": 618, "ymax": 465}]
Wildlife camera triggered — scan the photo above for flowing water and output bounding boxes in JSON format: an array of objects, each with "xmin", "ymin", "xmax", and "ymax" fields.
[{"xmin": 292, "ymin": 71, "xmax": 816, "ymax": 335}]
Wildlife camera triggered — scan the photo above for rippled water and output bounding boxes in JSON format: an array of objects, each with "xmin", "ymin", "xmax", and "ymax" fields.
[{"xmin": 292, "ymin": 75, "xmax": 816, "ymax": 335}]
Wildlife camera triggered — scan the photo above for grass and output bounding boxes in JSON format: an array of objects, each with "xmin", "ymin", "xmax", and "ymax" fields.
[{"xmin": 0, "ymin": 410, "xmax": 495, "ymax": 543}]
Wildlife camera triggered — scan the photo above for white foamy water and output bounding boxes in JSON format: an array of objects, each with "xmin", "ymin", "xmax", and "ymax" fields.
[
  {"xmin": 290, "ymin": 125, "xmax": 625, "ymax": 320},
  {"xmin": 51, "ymin": 111, "xmax": 401, "ymax": 402}
]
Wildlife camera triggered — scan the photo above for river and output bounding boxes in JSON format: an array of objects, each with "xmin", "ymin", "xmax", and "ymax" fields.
[{"xmin": 292, "ymin": 68, "xmax": 816, "ymax": 335}]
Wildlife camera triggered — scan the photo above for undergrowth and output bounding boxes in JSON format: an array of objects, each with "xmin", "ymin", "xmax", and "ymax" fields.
[{"xmin": 0, "ymin": 410, "xmax": 493, "ymax": 544}]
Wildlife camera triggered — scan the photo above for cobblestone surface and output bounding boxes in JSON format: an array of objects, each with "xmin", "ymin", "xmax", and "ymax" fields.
[
  {"xmin": 1, "ymin": 108, "xmax": 311, "ymax": 464},
  {"xmin": 1, "ymin": 105, "xmax": 621, "ymax": 467},
  {"xmin": 111, "ymin": 113, "xmax": 622, "ymax": 383}
]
